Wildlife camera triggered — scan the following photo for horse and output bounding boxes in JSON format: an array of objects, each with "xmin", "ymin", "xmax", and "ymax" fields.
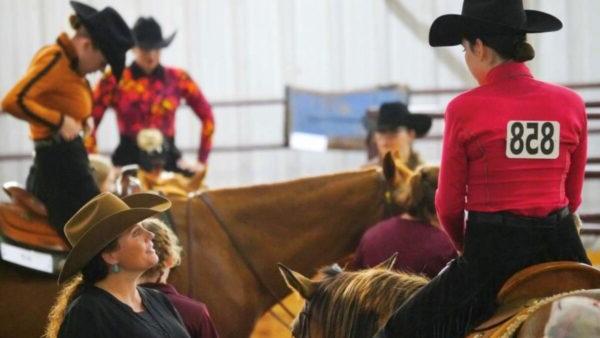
[
  {"xmin": 279, "ymin": 256, "xmax": 600, "ymax": 338},
  {"xmin": 0, "ymin": 153, "xmax": 410, "ymax": 338}
]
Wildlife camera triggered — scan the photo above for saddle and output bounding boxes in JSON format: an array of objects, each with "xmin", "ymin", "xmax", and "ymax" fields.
[
  {"xmin": 467, "ymin": 261, "xmax": 600, "ymax": 337},
  {"xmin": 137, "ymin": 167, "xmax": 207, "ymax": 197},
  {"xmin": 0, "ymin": 182, "xmax": 68, "ymax": 252}
]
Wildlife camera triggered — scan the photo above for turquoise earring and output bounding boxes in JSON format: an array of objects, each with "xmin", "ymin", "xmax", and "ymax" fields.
[{"xmin": 111, "ymin": 264, "xmax": 120, "ymax": 273}]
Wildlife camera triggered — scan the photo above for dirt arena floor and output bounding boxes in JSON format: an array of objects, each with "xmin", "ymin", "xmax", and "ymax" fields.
[{"xmin": 250, "ymin": 294, "xmax": 304, "ymax": 338}]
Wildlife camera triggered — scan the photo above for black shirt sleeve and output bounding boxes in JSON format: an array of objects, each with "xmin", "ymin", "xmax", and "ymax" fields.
[{"xmin": 58, "ymin": 299, "xmax": 103, "ymax": 338}]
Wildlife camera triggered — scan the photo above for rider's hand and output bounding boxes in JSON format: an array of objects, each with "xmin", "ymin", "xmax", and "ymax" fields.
[
  {"xmin": 84, "ymin": 116, "xmax": 95, "ymax": 136},
  {"xmin": 59, "ymin": 115, "xmax": 83, "ymax": 141},
  {"xmin": 177, "ymin": 159, "xmax": 206, "ymax": 174}
]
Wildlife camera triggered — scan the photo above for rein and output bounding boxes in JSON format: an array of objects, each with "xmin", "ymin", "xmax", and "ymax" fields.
[
  {"xmin": 182, "ymin": 170, "xmax": 392, "ymax": 334},
  {"xmin": 197, "ymin": 192, "xmax": 297, "ymax": 329}
]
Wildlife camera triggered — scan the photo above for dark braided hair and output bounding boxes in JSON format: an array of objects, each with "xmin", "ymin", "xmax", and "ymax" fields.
[
  {"xmin": 44, "ymin": 239, "xmax": 119, "ymax": 338},
  {"xmin": 464, "ymin": 33, "xmax": 535, "ymax": 62}
]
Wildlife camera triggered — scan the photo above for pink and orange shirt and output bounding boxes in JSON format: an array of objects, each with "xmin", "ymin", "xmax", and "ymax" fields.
[
  {"xmin": 435, "ymin": 62, "xmax": 587, "ymax": 251},
  {"xmin": 91, "ymin": 63, "xmax": 215, "ymax": 163}
]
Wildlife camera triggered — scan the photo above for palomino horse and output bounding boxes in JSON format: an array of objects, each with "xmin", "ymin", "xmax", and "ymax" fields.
[
  {"xmin": 0, "ymin": 154, "xmax": 409, "ymax": 338},
  {"xmin": 279, "ymin": 256, "xmax": 600, "ymax": 338}
]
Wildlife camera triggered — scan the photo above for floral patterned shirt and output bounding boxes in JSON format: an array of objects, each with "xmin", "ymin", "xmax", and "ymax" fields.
[{"xmin": 91, "ymin": 63, "xmax": 214, "ymax": 163}]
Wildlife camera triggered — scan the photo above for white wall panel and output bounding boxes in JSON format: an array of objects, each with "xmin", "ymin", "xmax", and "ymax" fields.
[{"xmin": 0, "ymin": 0, "xmax": 599, "ymax": 197}]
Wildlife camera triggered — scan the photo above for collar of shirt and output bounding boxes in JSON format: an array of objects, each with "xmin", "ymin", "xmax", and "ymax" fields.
[
  {"xmin": 130, "ymin": 62, "xmax": 166, "ymax": 80},
  {"xmin": 485, "ymin": 61, "xmax": 533, "ymax": 85},
  {"xmin": 140, "ymin": 282, "xmax": 179, "ymax": 296},
  {"xmin": 56, "ymin": 33, "xmax": 80, "ymax": 72}
]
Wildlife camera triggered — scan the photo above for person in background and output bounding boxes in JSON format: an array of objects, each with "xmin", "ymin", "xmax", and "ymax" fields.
[
  {"xmin": 139, "ymin": 218, "xmax": 220, "ymax": 338},
  {"xmin": 1, "ymin": 1, "xmax": 133, "ymax": 236},
  {"xmin": 376, "ymin": 1, "xmax": 590, "ymax": 337},
  {"xmin": 363, "ymin": 102, "xmax": 432, "ymax": 170},
  {"xmin": 89, "ymin": 154, "xmax": 115, "ymax": 193},
  {"xmin": 44, "ymin": 192, "xmax": 190, "ymax": 338},
  {"xmin": 90, "ymin": 16, "xmax": 214, "ymax": 177},
  {"xmin": 351, "ymin": 165, "xmax": 456, "ymax": 278}
]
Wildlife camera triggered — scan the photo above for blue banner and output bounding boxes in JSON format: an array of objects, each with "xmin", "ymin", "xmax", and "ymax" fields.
[{"xmin": 287, "ymin": 85, "xmax": 409, "ymax": 138}]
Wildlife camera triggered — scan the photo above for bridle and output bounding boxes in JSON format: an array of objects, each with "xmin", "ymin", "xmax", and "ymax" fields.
[
  {"xmin": 292, "ymin": 301, "xmax": 312, "ymax": 338},
  {"xmin": 378, "ymin": 169, "xmax": 401, "ymax": 219}
]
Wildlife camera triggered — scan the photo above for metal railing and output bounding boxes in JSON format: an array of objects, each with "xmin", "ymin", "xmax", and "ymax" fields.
[{"xmin": 1, "ymin": 81, "xmax": 599, "ymax": 160}]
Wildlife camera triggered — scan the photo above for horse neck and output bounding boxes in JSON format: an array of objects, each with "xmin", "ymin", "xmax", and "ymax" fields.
[
  {"xmin": 209, "ymin": 168, "xmax": 386, "ymax": 278},
  {"xmin": 169, "ymin": 169, "xmax": 386, "ymax": 338}
]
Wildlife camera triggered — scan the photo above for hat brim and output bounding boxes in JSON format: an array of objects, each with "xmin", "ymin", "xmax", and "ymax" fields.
[
  {"xmin": 70, "ymin": 2, "xmax": 132, "ymax": 80},
  {"xmin": 376, "ymin": 114, "xmax": 432, "ymax": 138},
  {"xmin": 58, "ymin": 193, "xmax": 170, "ymax": 284},
  {"xmin": 105, "ymin": 51, "xmax": 126, "ymax": 81},
  {"xmin": 411, "ymin": 114, "xmax": 433, "ymax": 137},
  {"xmin": 136, "ymin": 31, "xmax": 177, "ymax": 50},
  {"xmin": 429, "ymin": 10, "xmax": 563, "ymax": 47},
  {"xmin": 70, "ymin": 1, "xmax": 96, "ymax": 18}
]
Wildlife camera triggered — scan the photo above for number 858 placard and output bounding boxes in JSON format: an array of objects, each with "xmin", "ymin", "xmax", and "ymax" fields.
[{"xmin": 506, "ymin": 121, "xmax": 560, "ymax": 159}]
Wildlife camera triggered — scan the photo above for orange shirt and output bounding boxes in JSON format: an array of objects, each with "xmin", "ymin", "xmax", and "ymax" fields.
[{"xmin": 1, "ymin": 33, "xmax": 92, "ymax": 140}]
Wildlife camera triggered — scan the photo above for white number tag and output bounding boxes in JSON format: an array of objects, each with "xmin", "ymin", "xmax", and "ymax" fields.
[
  {"xmin": 0, "ymin": 242, "xmax": 53, "ymax": 273},
  {"xmin": 506, "ymin": 121, "xmax": 559, "ymax": 159}
]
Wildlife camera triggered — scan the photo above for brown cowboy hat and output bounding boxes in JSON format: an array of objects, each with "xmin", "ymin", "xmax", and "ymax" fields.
[{"xmin": 58, "ymin": 192, "xmax": 171, "ymax": 284}]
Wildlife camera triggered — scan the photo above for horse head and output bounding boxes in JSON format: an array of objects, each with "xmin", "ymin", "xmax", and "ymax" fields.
[
  {"xmin": 278, "ymin": 255, "xmax": 428, "ymax": 338},
  {"xmin": 381, "ymin": 151, "xmax": 415, "ymax": 217}
]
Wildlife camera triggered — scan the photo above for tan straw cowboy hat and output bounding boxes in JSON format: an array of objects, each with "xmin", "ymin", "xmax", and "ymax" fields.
[{"xmin": 58, "ymin": 192, "xmax": 171, "ymax": 284}]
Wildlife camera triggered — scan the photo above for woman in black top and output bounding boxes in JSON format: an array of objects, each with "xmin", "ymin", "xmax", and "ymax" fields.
[{"xmin": 44, "ymin": 192, "xmax": 190, "ymax": 338}]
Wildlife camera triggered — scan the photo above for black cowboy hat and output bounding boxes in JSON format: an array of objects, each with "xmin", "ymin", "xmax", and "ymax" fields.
[
  {"xmin": 429, "ymin": 0, "xmax": 563, "ymax": 47},
  {"xmin": 133, "ymin": 17, "xmax": 177, "ymax": 50},
  {"xmin": 70, "ymin": 1, "xmax": 134, "ymax": 79},
  {"xmin": 377, "ymin": 102, "xmax": 432, "ymax": 138}
]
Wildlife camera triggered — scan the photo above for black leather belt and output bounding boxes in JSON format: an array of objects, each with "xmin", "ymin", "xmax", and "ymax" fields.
[
  {"xmin": 468, "ymin": 207, "xmax": 570, "ymax": 229},
  {"xmin": 33, "ymin": 134, "xmax": 81, "ymax": 150},
  {"xmin": 33, "ymin": 135, "xmax": 63, "ymax": 149}
]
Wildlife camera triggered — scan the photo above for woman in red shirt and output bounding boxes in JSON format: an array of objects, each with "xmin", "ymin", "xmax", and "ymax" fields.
[
  {"xmin": 91, "ymin": 17, "xmax": 214, "ymax": 176},
  {"xmin": 375, "ymin": 1, "xmax": 590, "ymax": 337}
]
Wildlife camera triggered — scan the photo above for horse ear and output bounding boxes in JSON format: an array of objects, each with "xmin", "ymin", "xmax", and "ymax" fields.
[
  {"xmin": 278, "ymin": 263, "xmax": 317, "ymax": 299},
  {"xmin": 382, "ymin": 152, "xmax": 396, "ymax": 183},
  {"xmin": 383, "ymin": 152, "xmax": 413, "ymax": 187},
  {"xmin": 374, "ymin": 252, "xmax": 398, "ymax": 270},
  {"xmin": 394, "ymin": 160, "xmax": 413, "ymax": 183}
]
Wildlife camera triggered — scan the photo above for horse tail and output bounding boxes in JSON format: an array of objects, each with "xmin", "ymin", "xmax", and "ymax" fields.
[{"xmin": 43, "ymin": 275, "xmax": 84, "ymax": 338}]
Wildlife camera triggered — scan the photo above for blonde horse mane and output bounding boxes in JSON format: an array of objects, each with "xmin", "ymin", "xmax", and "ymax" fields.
[{"xmin": 279, "ymin": 256, "xmax": 429, "ymax": 338}]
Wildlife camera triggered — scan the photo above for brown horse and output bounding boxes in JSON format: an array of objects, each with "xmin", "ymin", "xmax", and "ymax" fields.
[
  {"xmin": 0, "ymin": 154, "xmax": 409, "ymax": 338},
  {"xmin": 279, "ymin": 257, "xmax": 600, "ymax": 338}
]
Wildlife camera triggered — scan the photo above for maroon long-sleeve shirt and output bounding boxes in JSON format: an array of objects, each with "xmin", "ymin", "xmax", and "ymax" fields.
[
  {"xmin": 351, "ymin": 217, "xmax": 457, "ymax": 278},
  {"xmin": 141, "ymin": 283, "xmax": 220, "ymax": 338},
  {"xmin": 435, "ymin": 62, "xmax": 588, "ymax": 251}
]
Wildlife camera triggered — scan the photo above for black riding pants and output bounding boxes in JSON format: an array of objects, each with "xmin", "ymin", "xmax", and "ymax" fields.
[
  {"xmin": 28, "ymin": 136, "xmax": 100, "ymax": 239},
  {"xmin": 375, "ymin": 208, "xmax": 591, "ymax": 338}
]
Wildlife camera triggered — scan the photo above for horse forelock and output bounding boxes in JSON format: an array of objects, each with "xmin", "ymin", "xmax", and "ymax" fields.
[{"xmin": 300, "ymin": 268, "xmax": 428, "ymax": 338}]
